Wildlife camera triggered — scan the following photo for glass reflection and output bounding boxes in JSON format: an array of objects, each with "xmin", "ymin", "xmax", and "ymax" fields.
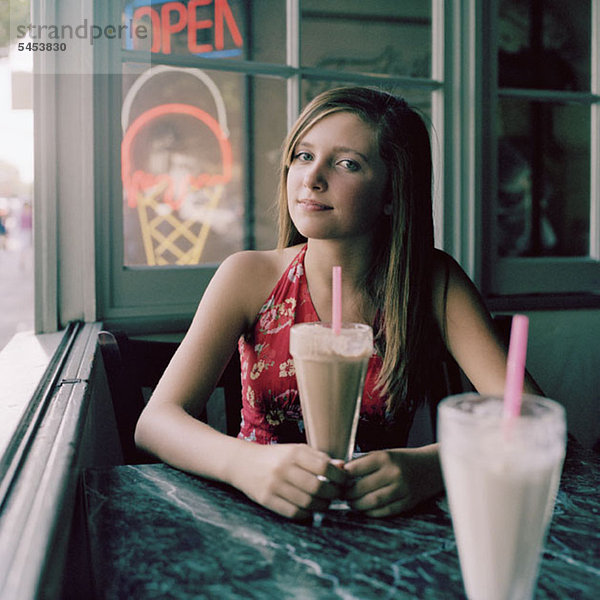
[
  {"xmin": 497, "ymin": 99, "xmax": 590, "ymax": 257},
  {"xmin": 498, "ymin": 0, "xmax": 590, "ymax": 91},
  {"xmin": 301, "ymin": 0, "xmax": 431, "ymax": 79}
]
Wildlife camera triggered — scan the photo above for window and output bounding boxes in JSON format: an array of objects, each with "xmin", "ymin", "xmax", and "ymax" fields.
[
  {"xmin": 485, "ymin": 0, "xmax": 600, "ymax": 300},
  {"xmin": 0, "ymin": 0, "xmax": 34, "ymax": 351},
  {"xmin": 94, "ymin": 0, "xmax": 442, "ymax": 329},
  {"xmin": 35, "ymin": 1, "xmax": 598, "ymax": 335}
]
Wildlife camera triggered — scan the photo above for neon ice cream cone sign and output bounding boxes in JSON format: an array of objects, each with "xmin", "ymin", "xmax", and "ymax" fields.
[{"xmin": 121, "ymin": 66, "xmax": 233, "ymax": 265}]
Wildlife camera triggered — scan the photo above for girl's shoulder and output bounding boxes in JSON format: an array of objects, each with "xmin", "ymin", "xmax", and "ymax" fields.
[
  {"xmin": 430, "ymin": 249, "xmax": 472, "ymax": 329},
  {"xmin": 431, "ymin": 249, "xmax": 452, "ymax": 292},
  {"xmin": 214, "ymin": 245, "xmax": 305, "ymax": 319},
  {"xmin": 431, "ymin": 249, "xmax": 468, "ymax": 287},
  {"xmin": 220, "ymin": 245, "xmax": 304, "ymax": 282}
]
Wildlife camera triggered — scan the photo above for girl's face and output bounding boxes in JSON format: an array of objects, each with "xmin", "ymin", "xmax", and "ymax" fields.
[{"xmin": 286, "ymin": 111, "xmax": 388, "ymax": 243}]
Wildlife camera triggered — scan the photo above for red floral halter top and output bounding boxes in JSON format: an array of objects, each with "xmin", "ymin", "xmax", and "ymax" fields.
[{"xmin": 237, "ymin": 245, "xmax": 412, "ymax": 451}]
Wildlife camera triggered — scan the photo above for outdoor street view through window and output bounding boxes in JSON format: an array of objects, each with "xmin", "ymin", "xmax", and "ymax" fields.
[{"xmin": 0, "ymin": 0, "xmax": 34, "ymax": 352}]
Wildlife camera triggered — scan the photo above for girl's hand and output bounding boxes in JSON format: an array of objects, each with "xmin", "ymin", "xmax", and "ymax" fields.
[
  {"xmin": 233, "ymin": 443, "xmax": 348, "ymax": 520},
  {"xmin": 343, "ymin": 446, "xmax": 443, "ymax": 517}
]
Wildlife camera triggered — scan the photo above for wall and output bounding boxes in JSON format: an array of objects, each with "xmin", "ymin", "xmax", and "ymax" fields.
[{"xmin": 526, "ymin": 309, "xmax": 600, "ymax": 450}]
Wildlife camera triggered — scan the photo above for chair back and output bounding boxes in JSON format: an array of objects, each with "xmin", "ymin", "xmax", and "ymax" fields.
[{"xmin": 98, "ymin": 330, "xmax": 242, "ymax": 463}]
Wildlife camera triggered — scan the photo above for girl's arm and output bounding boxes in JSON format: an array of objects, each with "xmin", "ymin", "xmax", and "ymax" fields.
[
  {"xmin": 345, "ymin": 251, "xmax": 542, "ymax": 517},
  {"xmin": 134, "ymin": 251, "xmax": 345, "ymax": 519},
  {"xmin": 434, "ymin": 250, "xmax": 541, "ymax": 396}
]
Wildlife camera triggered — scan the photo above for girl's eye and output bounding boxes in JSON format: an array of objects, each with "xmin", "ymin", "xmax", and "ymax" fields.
[
  {"xmin": 339, "ymin": 159, "xmax": 360, "ymax": 172},
  {"xmin": 294, "ymin": 151, "xmax": 312, "ymax": 162}
]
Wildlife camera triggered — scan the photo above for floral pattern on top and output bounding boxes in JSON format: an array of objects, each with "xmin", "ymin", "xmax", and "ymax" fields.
[{"xmin": 237, "ymin": 245, "xmax": 411, "ymax": 451}]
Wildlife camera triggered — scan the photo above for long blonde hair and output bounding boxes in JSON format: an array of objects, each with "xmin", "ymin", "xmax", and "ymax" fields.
[{"xmin": 277, "ymin": 87, "xmax": 437, "ymax": 415}]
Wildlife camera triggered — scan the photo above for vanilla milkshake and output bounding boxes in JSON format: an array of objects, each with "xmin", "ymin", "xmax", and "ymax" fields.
[
  {"xmin": 438, "ymin": 394, "xmax": 566, "ymax": 600},
  {"xmin": 289, "ymin": 322, "xmax": 372, "ymax": 461}
]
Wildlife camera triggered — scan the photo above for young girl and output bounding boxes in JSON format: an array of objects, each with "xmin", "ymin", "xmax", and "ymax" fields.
[{"xmin": 135, "ymin": 86, "xmax": 540, "ymax": 520}]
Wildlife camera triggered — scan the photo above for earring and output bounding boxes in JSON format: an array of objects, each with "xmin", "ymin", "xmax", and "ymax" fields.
[{"xmin": 383, "ymin": 204, "xmax": 393, "ymax": 216}]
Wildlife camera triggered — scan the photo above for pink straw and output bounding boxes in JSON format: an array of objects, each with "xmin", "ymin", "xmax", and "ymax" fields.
[
  {"xmin": 503, "ymin": 314, "xmax": 529, "ymax": 419},
  {"xmin": 332, "ymin": 266, "xmax": 342, "ymax": 335}
]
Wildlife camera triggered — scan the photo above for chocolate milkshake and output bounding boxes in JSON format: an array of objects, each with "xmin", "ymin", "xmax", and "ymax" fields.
[{"xmin": 289, "ymin": 322, "xmax": 373, "ymax": 461}]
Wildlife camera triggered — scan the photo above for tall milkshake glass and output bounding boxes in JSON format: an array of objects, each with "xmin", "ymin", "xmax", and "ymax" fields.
[
  {"xmin": 438, "ymin": 393, "xmax": 566, "ymax": 600},
  {"xmin": 290, "ymin": 321, "xmax": 372, "ymax": 461}
]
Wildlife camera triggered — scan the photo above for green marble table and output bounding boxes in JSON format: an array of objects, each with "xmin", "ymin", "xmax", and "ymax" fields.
[{"xmin": 83, "ymin": 440, "xmax": 599, "ymax": 599}]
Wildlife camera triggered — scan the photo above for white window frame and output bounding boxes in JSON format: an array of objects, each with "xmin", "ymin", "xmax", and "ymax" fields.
[
  {"xmin": 41, "ymin": 0, "xmax": 581, "ymax": 334},
  {"xmin": 482, "ymin": 0, "xmax": 600, "ymax": 304},
  {"xmin": 34, "ymin": 0, "xmax": 97, "ymax": 332}
]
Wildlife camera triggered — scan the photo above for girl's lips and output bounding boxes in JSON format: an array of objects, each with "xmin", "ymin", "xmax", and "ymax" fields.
[{"xmin": 297, "ymin": 199, "xmax": 332, "ymax": 211}]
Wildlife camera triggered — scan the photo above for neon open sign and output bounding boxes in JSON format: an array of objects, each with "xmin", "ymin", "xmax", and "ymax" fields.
[{"xmin": 125, "ymin": 0, "xmax": 243, "ymax": 56}]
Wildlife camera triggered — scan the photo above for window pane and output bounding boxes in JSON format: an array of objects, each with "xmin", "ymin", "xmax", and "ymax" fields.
[
  {"xmin": 497, "ymin": 98, "xmax": 590, "ymax": 257},
  {"xmin": 301, "ymin": 0, "xmax": 431, "ymax": 78},
  {"xmin": 498, "ymin": 0, "xmax": 591, "ymax": 91},
  {"xmin": 121, "ymin": 63, "xmax": 245, "ymax": 265},
  {"xmin": 302, "ymin": 80, "xmax": 432, "ymax": 119},
  {"xmin": 121, "ymin": 0, "xmax": 246, "ymax": 60},
  {"xmin": 249, "ymin": 0, "xmax": 286, "ymax": 64},
  {"xmin": 1, "ymin": 19, "xmax": 34, "ymax": 350},
  {"xmin": 251, "ymin": 77, "xmax": 287, "ymax": 250}
]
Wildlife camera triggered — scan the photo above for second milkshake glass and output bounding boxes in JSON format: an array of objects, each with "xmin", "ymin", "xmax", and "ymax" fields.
[{"xmin": 438, "ymin": 393, "xmax": 566, "ymax": 600}]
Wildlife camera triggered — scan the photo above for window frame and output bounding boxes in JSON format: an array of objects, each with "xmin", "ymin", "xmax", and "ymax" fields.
[
  {"xmin": 481, "ymin": 0, "xmax": 600, "ymax": 305},
  {"xmin": 36, "ymin": 0, "xmax": 600, "ymax": 337},
  {"xmin": 92, "ymin": 0, "xmax": 449, "ymax": 332},
  {"xmin": 33, "ymin": 0, "xmax": 97, "ymax": 333}
]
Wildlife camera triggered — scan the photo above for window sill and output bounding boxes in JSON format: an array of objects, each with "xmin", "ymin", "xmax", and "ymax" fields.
[
  {"xmin": 0, "ymin": 321, "xmax": 120, "ymax": 598},
  {"xmin": 0, "ymin": 329, "xmax": 67, "ymax": 464}
]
